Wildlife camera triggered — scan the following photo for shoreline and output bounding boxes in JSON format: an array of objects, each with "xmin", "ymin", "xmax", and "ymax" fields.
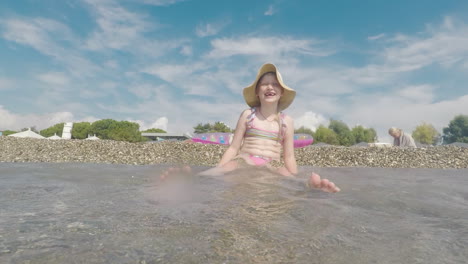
[{"xmin": 1, "ymin": 137, "xmax": 467, "ymax": 169}]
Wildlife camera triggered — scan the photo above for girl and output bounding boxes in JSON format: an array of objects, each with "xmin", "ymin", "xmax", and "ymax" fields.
[{"xmin": 162, "ymin": 63, "xmax": 340, "ymax": 193}]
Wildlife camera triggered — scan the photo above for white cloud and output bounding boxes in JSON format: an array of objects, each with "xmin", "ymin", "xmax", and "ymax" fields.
[
  {"xmin": 128, "ymin": 83, "xmax": 165, "ymax": 99},
  {"xmin": 283, "ymin": 66, "xmax": 357, "ymax": 96},
  {"xmin": 368, "ymin": 33, "xmax": 385, "ymax": 40},
  {"xmin": 78, "ymin": 116, "xmax": 100, "ymax": 123},
  {"xmin": 104, "ymin": 60, "xmax": 119, "ymax": 69},
  {"xmin": 150, "ymin": 117, "xmax": 168, "ymax": 131},
  {"xmin": 196, "ymin": 22, "xmax": 228, "ymax": 37},
  {"xmin": 142, "ymin": 61, "xmax": 253, "ymax": 96},
  {"xmin": 142, "ymin": 63, "xmax": 201, "ymax": 83},
  {"xmin": 180, "ymin": 45, "xmax": 192, "ymax": 56},
  {"xmin": 294, "ymin": 111, "xmax": 328, "ymax": 131},
  {"xmin": 130, "ymin": 117, "xmax": 168, "ymax": 131},
  {"xmin": 273, "ymin": 16, "xmax": 468, "ymax": 100},
  {"xmin": 264, "ymin": 5, "xmax": 276, "ymax": 16},
  {"xmin": 1, "ymin": 17, "xmax": 101, "ymax": 78},
  {"xmin": 1, "ymin": 18, "xmax": 75, "ymax": 57},
  {"xmin": 84, "ymin": 0, "xmax": 153, "ymax": 51},
  {"xmin": 142, "ymin": 62, "xmax": 237, "ymax": 95},
  {"xmin": 0, "ymin": 105, "xmax": 74, "ymax": 131},
  {"xmin": 397, "ymin": 84, "xmax": 435, "ymax": 103},
  {"xmin": 207, "ymin": 36, "xmax": 336, "ymax": 58},
  {"xmin": 0, "ymin": 78, "xmax": 14, "ymax": 91},
  {"xmin": 135, "ymin": 0, "xmax": 186, "ymax": 6},
  {"xmin": 380, "ymin": 16, "xmax": 468, "ymax": 72},
  {"xmin": 100, "ymin": 81, "xmax": 118, "ymax": 90},
  {"xmin": 37, "ymin": 72, "xmax": 70, "ymax": 86},
  {"xmin": 83, "ymin": 0, "xmax": 189, "ymax": 58}
]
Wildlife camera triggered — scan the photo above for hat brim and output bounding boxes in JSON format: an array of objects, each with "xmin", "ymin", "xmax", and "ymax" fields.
[{"xmin": 243, "ymin": 63, "xmax": 296, "ymax": 111}]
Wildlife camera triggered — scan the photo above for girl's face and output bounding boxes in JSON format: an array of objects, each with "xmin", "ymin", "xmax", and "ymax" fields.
[{"xmin": 256, "ymin": 74, "xmax": 284, "ymax": 105}]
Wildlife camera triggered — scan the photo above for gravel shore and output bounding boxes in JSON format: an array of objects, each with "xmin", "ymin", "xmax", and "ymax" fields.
[{"xmin": 1, "ymin": 137, "xmax": 467, "ymax": 168}]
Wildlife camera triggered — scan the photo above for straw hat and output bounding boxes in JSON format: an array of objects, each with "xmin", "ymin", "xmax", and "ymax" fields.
[{"xmin": 242, "ymin": 63, "xmax": 296, "ymax": 111}]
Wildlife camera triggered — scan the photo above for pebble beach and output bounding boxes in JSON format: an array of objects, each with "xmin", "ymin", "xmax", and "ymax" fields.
[{"xmin": 1, "ymin": 137, "xmax": 467, "ymax": 168}]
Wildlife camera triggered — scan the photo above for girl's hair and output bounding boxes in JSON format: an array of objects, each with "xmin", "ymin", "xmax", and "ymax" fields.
[{"xmin": 255, "ymin": 71, "xmax": 284, "ymax": 142}]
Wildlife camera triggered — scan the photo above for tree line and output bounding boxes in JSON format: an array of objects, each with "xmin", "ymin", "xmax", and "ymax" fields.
[
  {"xmin": 296, "ymin": 115, "xmax": 468, "ymax": 145},
  {"xmin": 193, "ymin": 122, "xmax": 232, "ymax": 133},
  {"xmin": 192, "ymin": 118, "xmax": 433, "ymax": 146},
  {"xmin": 1, "ymin": 114, "xmax": 467, "ymax": 145},
  {"xmin": 294, "ymin": 120, "xmax": 377, "ymax": 146},
  {"xmin": 192, "ymin": 115, "xmax": 467, "ymax": 146},
  {"xmin": 1, "ymin": 119, "xmax": 167, "ymax": 143}
]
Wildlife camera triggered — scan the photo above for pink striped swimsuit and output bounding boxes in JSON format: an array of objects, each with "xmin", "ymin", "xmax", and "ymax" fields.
[{"xmin": 243, "ymin": 108, "xmax": 286, "ymax": 166}]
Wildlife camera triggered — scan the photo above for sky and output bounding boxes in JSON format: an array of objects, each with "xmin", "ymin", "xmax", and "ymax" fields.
[{"xmin": 1, "ymin": 0, "xmax": 468, "ymax": 143}]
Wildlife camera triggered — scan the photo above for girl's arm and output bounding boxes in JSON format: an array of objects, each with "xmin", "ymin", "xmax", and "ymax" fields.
[
  {"xmin": 282, "ymin": 116, "xmax": 298, "ymax": 175},
  {"xmin": 217, "ymin": 110, "xmax": 249, "ymax": 167}
]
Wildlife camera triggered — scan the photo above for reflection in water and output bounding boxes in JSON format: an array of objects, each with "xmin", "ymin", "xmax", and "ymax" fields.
[{"xmin": 0, "ymin": 163, "xmax": 467, "ymax": 263}]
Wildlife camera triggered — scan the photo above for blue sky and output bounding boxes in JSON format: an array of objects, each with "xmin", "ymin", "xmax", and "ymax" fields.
[{"xmin": 1, "ymin": 0, "xmax": 468, "ymax": 143}]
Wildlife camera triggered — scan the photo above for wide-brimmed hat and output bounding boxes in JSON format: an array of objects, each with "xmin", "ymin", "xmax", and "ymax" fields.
[{"xmin": 242, "ymin": 63, "xmax": 296, "ymax": 111}]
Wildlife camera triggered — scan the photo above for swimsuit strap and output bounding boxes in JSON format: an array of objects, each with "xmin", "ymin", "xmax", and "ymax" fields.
[{"xmin": 246, "ymin": 107, "xmax": 257, "ymax": 128}]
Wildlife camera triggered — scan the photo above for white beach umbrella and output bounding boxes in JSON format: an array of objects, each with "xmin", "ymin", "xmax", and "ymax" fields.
[
  {"xmin": 8, "ymin": 128, "xmax": 45, "ymax": 139},
  {"xmin": 85, "ymin": 134, "xmax": 100, "ymax": 140}
]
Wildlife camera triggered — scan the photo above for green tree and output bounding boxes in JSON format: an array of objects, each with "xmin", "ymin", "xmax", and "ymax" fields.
[
  {"xmin": 412, "ymin": 123, "xmax": 440, "ymax": 145},
  {"xmin": 329, "ymin": 119, "xmax": 355, "ymax": 146},
  {"xmin": 314, "ymin": 125, "xmax": 339, "ymax": 145},
  {"xmin": 108, "ymin": 120, "xmax": 145, "ymax": 142},
  {"xmin": 74, "ymin": 120, "xmax": 147, "ymax": 142},
  {"xmin": 193, "ymin": 123, "xmax": 212, "ymax": 134},
  {"xmin": 193, "ymin": 122, "xmax": 232, "ymax": 133},
  {"xmin": 352, "ymin": 125, "xmax": 377, "ymax": 143},
  {"xmin": 294, "ymin": 126, "xmax": 315, "ymax": 137},
  {"xmin": 142, "ymin": 128, "xmax": 167, "ymax": 133},
  {"xmin": 89, "ymin": 119, "xmax": 116, "ymax": 139},
  {"xmin": 40, "ymin": 123, "xmax": 64, "ymax": 137},
  {"xmin": 443, "ymin": 115, "xmax": 468, "ymax": 143},
  {"xmin": 212, "ymin": 122, "xmax": 232, "ymax": 133},
  {"xmin": 1, "ymin": 130, "xmax": 17, "ymax": 136},
  {"xmin": 71, "ymin": 122, "xmax": 91, "ymax": 139}
]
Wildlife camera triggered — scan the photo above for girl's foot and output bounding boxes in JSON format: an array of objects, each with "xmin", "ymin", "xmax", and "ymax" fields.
[{"xmin": 308, "ymin": 172, "xmax": 340, "ymax": 193}]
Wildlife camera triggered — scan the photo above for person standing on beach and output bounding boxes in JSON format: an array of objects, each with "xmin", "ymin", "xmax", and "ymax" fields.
[
  {"xmin": 162, "ymin": 63, "xmax": 340, "ymax": 193},
  {"xmin": 388, "ymin": 127, "xmax": 417, "ymax": 147}
]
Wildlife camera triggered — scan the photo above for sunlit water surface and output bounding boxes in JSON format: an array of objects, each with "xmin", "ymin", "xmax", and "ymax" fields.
[{"xmin": 0, "ymin": 162, "xmax": 467, "ymax": 264}]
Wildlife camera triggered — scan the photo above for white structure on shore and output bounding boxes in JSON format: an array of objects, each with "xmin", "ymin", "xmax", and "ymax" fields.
[
  {"xmin": 85, "ymin": 134, "xmax": 100, "ymax": 140},
  {"xmin": 62, "ymin": 122, "xmax": 73, "ymax": 139},
  {"xmin": 48, "ymin": 133, "xmax": 62, "ymax": 140},
  {"xmin": 141, "ymin": 132, "xmax": 191, "ymax": 141},
  {"xmin": 8, "ymin": 128, "xmax": 45, "ymax": 139}
]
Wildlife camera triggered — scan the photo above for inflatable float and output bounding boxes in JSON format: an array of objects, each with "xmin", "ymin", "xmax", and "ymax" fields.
[{"xmin": 191, "ymin": 132, "xmax": 313, "ymax": 148}]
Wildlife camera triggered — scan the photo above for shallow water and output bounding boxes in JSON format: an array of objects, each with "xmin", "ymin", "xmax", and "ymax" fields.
[{"xmin": 0, "ymin": 162, "xmax": 467, "ymax": 264}]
